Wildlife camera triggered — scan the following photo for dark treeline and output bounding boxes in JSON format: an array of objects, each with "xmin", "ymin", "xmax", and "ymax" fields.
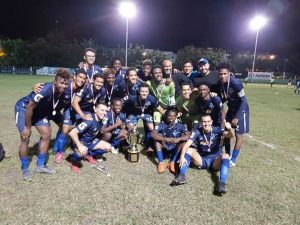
[{"xmin": 0, "ymin": 32, "xmax": 299, "ymax": 76}]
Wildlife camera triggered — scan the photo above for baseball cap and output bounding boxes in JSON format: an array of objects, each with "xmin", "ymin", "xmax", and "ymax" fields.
[{"xmin": 198, "ymin": 58, "xmax": 209, "ymax": 65}]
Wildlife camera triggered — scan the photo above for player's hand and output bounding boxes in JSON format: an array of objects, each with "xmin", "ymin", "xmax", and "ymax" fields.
[
  {"xmin": 170, "ymin": 138, "xmax": 180, "ymax": 144},
  {"xmin": 231, "ymin": 118, "xmax": 238, "ymax": 127},
  {"xmin": 82, "ymin": 114, "xmax": 93, "ymax": 121},
  {"xmin": 225, "ymin": 122, "xmax": 232, "ymax": 130},
  {"xmin": 21, "ymin": 127, "xmax": 31, "ymax": 141},
  {"xmin": 179, "ymin": 156, "xmax": 187, "ymax": 168},
  {"xmin": 115, "ymin": 119, "xmax": 124, "ymax": 127},
  {"xmin": 78, "ymin": 145, "xmax": 88, "ymax": 156},
  {"xmin": 210, "ymin": 92, "xmax": 218, "ymax": 97},
  {"xmin": 164, "ymin": 137, "xmax": 171, "ymax": 143},
  {"xmin": 173, "ymin": 68, "xmax": 180, "ymax": 73},
  {"xmin": 78, "ymin": 62, "xmax": 84, "ymax": 69},
  {"xmin": 33, "ymin": 83, "xmax": 44, "ymax": 93},
  {"xmin": 165, "ymin": 77, "xmax": 172, "ymax": 86}
]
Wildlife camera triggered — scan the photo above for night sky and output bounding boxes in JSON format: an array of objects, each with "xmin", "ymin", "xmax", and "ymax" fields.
[{"xmin": 1, "ymin": 0, "xmax": 299, "ymax": 55}]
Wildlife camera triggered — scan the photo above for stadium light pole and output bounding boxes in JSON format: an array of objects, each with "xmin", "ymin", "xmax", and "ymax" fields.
[
  {"xmin": 283, "ymin": 58, "xmax": 288, "ymax": 80},
  {"xmin": 119, "ymin": 2, "xmax": 136, "ymax": 67},
  {"xmin": 249, "ymin": 15, "xmax": 267, "ymax": 82}
]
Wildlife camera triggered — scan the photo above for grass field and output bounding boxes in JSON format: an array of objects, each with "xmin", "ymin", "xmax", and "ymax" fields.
[{"xmin": 0, "ymin": 74, "xmax": 299, "ymax": 225}]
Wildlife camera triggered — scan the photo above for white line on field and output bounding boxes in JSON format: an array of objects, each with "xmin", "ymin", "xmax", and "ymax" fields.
[{"xmin": 246, "ymin": 134, "xmax": 275, "ymax": 149}]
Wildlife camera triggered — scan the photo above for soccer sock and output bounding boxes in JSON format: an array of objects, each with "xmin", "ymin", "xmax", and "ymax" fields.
[
  {"xmin": 36, "ymin": 153, "xmax": 47, "ymax": 167},
  {"xmin": 111, "ymin": 139, "xmax": 121, "ymax": 148},
  {"xmin": 20, "ymin": 156, "xmax": 30, "ymax": 170},
  {"xmin": 53, "ymin": 130, "xmax": 61, "ymax": 153},
  {"xmin": 71, "ymin": 153, "xmax": 82, "ymax": 162},
  {"xmin": 89, "ymin": 149, "xmax": 106, "ymax": 157},
  {"xmin": 179, "ymin": 153, "xmax": 192, "ymax": 175},
  {"xmin": 156, "ymin": 149, "xmax": 164, "ymax": 163},
  {"xmin": 231, "ymin": 149, "xmax": 240, "ymax": 163},
  {"xmin": 220, "ymin": 158, "xmax": 230, "ymax": 184},
  {"xmin": 144, "ymin": 131, "xmax": 151, "ymax": 144},
  {"xmin": 224, "ymin": 142, "xmax": 231, "ymax": 155},
  {"xmin": 57, "ymin": 133, "xmax": 67, "ymax": 153},
  {"xmin": 171, "ymin": 149, "xmax": 180, "ymax": 163}
]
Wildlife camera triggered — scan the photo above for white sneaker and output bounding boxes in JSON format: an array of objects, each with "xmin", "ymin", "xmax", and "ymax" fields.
[
  {"xmin": 111, "ymin": 147, "xmax": 119, "ymax": 155},
  {"xmin": 229, "ymin": 159, "xmax": 236, "ymax": 168}
]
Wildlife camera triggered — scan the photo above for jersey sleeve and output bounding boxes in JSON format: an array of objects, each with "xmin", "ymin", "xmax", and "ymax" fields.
[
  {"xmin": 233, "ymin": 79, "xmax": 248, "ymax": 119},
  {"xmin": 75, "ymin": 86, "xmax": 86, "ymax": 99},
  {"xmin": 154, "ymin": 123, "xmax": 164, "ymax": 133},
  {"xmin": 30, "ymin": 84, "xmax": 52, "ymax": 103},
  {"xmin": 213, "ymin": 96, "xmax": 224, "ymax": 110},
  {"xmin": 189, "ymin": 129, "xmax": 200, "ymax": 142},
  {"xmin": 76, "ymin": 120, "xmax": 92, "ymax": 134}
]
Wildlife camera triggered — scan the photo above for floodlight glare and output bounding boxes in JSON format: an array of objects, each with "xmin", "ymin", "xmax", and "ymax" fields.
[
  {"xmin": 119, "ymin": 2, "xmax": 136, "ymax": 18},
  {"xmin": 250, "ymin": 16, "xmax": 267, "ymax": 30}
]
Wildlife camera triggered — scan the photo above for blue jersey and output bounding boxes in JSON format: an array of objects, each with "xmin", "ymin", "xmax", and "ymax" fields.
[
  {"xmin": 123, "ymin": 94, "xmax": 159, "ymax": 116},
  {"xmin": 75, "ymin": 83, "xmax": 106, "ymax": 113},
  {"xmin": 115, "ymin": 69, "xmax": 126, "ymax": 85},
  {"xmin": 195, "ymin": 96, "xmax": 224, "ymax": 126},
  {"xmin": 189, "ymin": 127, "xmax": 224, "ymax": 156},
  {"xmin": 102, "ymin": 111, "xmax": 127, "ymax": 135},
  {"xmin": 104, "ymin": 83, "xmax": 121, "ymax": 105},
  {"xmin": 75, "ymin": 114, "xmax": 103, "ymax": 144},
  {"xmin": 116, "ymin": 80, "xmax": 141, "ymax": 99},
  {"xmin": 218, "ymin": 77, "xmax": 249, "ymax": 119},
  {"xmin": 82, "ymin": 65, "xmax": 102, "ymax": 83},
  {"xmin": 15, "ymin": 82, "xmax": 65, "ymax": 119}
]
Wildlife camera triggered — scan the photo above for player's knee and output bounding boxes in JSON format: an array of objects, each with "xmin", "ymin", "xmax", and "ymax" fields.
[
  {"xmin": 40, "ymin": 131, "xmax": 51, "ymax": 141},
  {"xmin": 102, "ymin": 132, "xmax": 112, "ymax": 141},
  {"xmin": 222, "ymin": 153, "xmax": 230, "ymax": 159}
]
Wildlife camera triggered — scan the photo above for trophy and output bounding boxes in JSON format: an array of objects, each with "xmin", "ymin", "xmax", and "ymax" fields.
[{"xmin": 125, "ymin": 124, "xmax": 143, "ymax": 163}]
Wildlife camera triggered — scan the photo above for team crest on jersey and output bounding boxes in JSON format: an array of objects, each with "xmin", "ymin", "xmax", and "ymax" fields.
[
  {"xmin": 78, "ymin": 122, "xmax": 88, "ymax": 130},
  {"xmin": 34, "ymin": 94, "xmax": 43, "ymax": 102},
  {"xmin": 238, "ymin": 89, "xmax": 245, "ymax": 97},
  {"xmin": 209, "ymin": 103, "xmax": 214, "ymax": 109}
]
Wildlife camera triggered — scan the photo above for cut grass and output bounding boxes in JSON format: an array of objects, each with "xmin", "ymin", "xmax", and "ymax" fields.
[{"xmin": 0, "ymin": 75, "xmax": 299, "ymax": 225}]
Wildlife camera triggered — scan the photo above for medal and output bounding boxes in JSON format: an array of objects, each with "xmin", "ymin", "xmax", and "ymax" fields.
[
  {"xmin": 108, "ymin": 101, "xmax": 111, "ymax": 107},
  {"xmin": 52, "ymin": 84, "xmax": 60, "ymax": 116},
  {"xmin": 139, "ymin": 97, "xmax": 147, "ymax": 118},
  {"xmin": 52, "ymin": 110, "xmax": 56, "ymax": 116},
  {"xmin": 141, "ymin": 113, "xmax": 145, "ymax": 117},
  {"xmin": 202, "ymin": 129, "xmax": 213, "ymax": 152}
]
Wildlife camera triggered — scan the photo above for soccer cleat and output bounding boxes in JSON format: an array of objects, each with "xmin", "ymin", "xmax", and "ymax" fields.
[
  {"xmin": 111, "ymin": 146, "xmax": 119, "ymax": 155},
  {"xmin": 54, "ymin": 153, "xmax": 64, "ymax": 164},
  {"xmin": 22, "ymin": 169, "xmax": 33, "ymax": 181},
  {"xmin": 168, "ymin": 161, "xmax": 176, "ymax": 174},
  {"xmin": 229, "ymin": 159, "xmax": 236, "ymax": 168},
  {"xmin": 157, "ymin": 162, "xmax": 166, "ymax": 173},
  {"xmin": 171, "ymin": 174, "xmax": 187, "ymax": 186},
  {"xmin": 85, "ymin": 155, "xmax": 97, "ymax": 164},
  {"xmin": 70, "ymin": 162, "xmax": 82, "ymax": 173},
  {"xmin": 216, "ymin": 182, "xmax": 227, "ymax": 194},
  {"xmin": 35, "ymin": 165, "xmax": 55, "ymax": 174}
]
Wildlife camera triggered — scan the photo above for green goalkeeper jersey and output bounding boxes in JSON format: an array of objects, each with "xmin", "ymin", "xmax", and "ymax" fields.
[{"xmin": 146, "ymin": 80, "xmax": 175, "ymax": 109}]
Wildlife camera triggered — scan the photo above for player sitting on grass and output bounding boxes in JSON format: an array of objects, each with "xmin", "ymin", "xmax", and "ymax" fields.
[
  {"xmin": 151, "ymin": 107, "xmax": 190, "ymax": 174},
  {"xmin": 68, "ymin": 102, "xmax": 111, "ymax": 173},
  {"xmin": 15, "ymin": 68, "xmax": 71, "ymax": 181},
  {"xmin": 171, "ymin": 114, "xmax": 233, "ymax": 195},
  {"xmin": 100, "ymin": 98, "xmax": 128, "ymax": 154}
]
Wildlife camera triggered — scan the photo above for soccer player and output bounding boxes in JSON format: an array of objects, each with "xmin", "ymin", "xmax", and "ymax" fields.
[
  {"xmin": 116, "ymin": 67, "xmax": 142, "ymax": 100},
  {"xmin": 80, "ymin": 48, "xmax": 103, "ymax": 83},
  {"xmin": 68, "ymin": 102, "xmax": 111, "ymax": 173},
  {"xmin": 72, "ymin": 73, "xmax": 106, "ymax": 121},
  {"xmin": 103, "ymin": 68, "xmax": 120, "ymax": 109},
  {"xmin": 53, "ymin": 69, "xmax": 88, "ymax": 163},
  {"xmin": 195, "ymin": 82, "xmax": 225, "ymax": 128},
  {"xmin": 162, "ymin": 59, "xmax": 193, "ymax": 97},
  {"xmin": 182, "ymin": 61, "xmax": 199, "ymax": 86},
  {"xmin": 137, "ymin": 59, "xmax": 152, "ymax": 82},
  {"xmin": 175, "ymin": 82, "xmax": 199, "ymax": 130},
  {"xmin": 112, "ymin": 59, "xmax": 126, "ymax": 85},
  {"xmin": 146, "ymin": 66, "xmax": 176, "ymax": 123},
  {"xmin": 151, "ymin": 107, "xmax": 190, "ymax": 174},
  {"xmin": 172, "ymin": 114, "xmax": 233, "ymax": 194},
  {"xmin": 100, "ymin": 98, "xmax": 128, "ymax": 154},
  {"xmin": 15, "ymin": 68, "xmax": 71, "ymax": 181},
  {"xmin": 217, "ymin": 63, "xmax": 250, "ymax": 167},
  {"xmin": 123, "ymin": 83, "xmax": 165, "ymax": 152}
]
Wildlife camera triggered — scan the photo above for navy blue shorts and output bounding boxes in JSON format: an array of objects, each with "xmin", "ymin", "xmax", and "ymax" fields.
[
  {"xmin": 199, "ymin": 152, "xmax": 221, "ymax": 170},
  {"xmin": 226, "ymin": 108, "xmax": 249, "ymax": 134},
  {"xmin": 128, "ymin": 114, "xmax": 153, "ymax": 125}
]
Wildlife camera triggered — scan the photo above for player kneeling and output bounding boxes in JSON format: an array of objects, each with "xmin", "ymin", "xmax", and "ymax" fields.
[
  {"xmin": 171, "ymin": 114, "xmax": 233, "ymax": 195},
  {"xmin": 151, "ymin": 107, "xmax": 190, "ymax": 174},
  {"xmin": 68, "ymin": 102, "xmax": 111, "ymax": 173},
  {"xmin": 100, "ymin": 98, "xmax": 128, "ymax": 154}
]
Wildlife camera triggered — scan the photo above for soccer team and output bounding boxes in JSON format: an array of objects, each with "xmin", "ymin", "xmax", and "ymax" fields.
[{"xmin": 14, "ymin": 48, "xmax": 249, "ymax": 195}]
